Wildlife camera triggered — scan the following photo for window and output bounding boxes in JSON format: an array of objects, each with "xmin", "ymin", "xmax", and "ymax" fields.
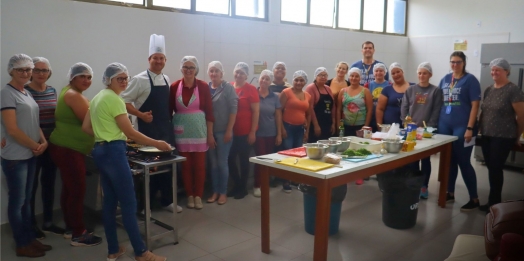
[
  {"xmin": 280, "ymin": 0, "xmax": 407, "ymax": 35},
  {"xmin": 75, "ymin": 0, "xmax": 267, "ymax": 20},
  {"xmin": 386, "ymin": 0, "xmax": 406, "ymax": 34}
]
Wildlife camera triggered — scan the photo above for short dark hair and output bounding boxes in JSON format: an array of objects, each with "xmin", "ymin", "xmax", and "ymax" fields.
[
  {"xmin": 362, "ymin": 41, "xmax": 375, "ymax": 49},
  {"xmin": 450, "ymin": 51, "xmax": 467, "ymax": 75}
]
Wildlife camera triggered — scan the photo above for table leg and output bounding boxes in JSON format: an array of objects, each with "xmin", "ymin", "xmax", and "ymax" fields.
[
  {"xmin": 438, "ymin": 143, "xmax": 452, "ymax": 208},
  {"xmin": 313, "ymin": 180, "xmax": 331, "ymax": 261},
  {"xmin": 172, "ymin": 162, "xmax": 178, "ymax": 244},
  {"xmin": 144, "ymin": 167, "xmax": 151, "ymax": 249},
  {"xmin": 261, "ymin": 165, "xmax": 270, "ymax": 254}
]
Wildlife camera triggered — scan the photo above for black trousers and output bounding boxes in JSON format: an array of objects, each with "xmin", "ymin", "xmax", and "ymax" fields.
[
  {"xmin": 481, "ymin": 136, "xmax": 515, "ymax": 206},
  {"xmin": 228, "ymin": 135, "xmax": 252, "ymax": 192},
  {"xmin": 31, "ymin": 149, "xmax": 57, "ymax": 225}
]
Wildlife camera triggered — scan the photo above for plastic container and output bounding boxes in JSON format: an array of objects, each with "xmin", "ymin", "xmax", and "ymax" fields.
[
  {"xmin": 377, "ymin": 167, "xmax": 424, "ymax": 229},
  {"xmin": 348, "ymin": 136, "xmax": 383, "ymax": 152},
  {"xmin": 416, "ymin": 127, "xmax": 424, "ymax": 140},
  {"xmin": 406, "ymin": 124, "xmax": 418, "ymax": 141}
]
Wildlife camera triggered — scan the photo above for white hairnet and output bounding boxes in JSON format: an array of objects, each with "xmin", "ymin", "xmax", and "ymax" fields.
[
  {"xmin": 207, "ymin": 61, "xmax": 224, "ymax": 74},
  {"xmin": 180, "ymin": 56, "xmax": 200, "ymax": 76},
  {"xmin": 348, "ymin": 67, "xmax": 362, "ymax": 77},
  {"xmin": 259, "ymin": 69, "xmax": 274, "ymax": 83},
  {"xmin": 68, "ymin": 62, "xmax": 93, "ymax": 81},
  {"xmin": 272, "ymin": 61, "xmax": 286, "ymax": 70},
  {"xmin": 417, "ymin": 62, "xmax": 433, "ymax": 74},
  {"xmin": 8, "ymin": 54, "xmax": 34, "ymax": 74},
  {"xmin": 489, "ymin": 58, "xmax": 511, "ymax": 72},
  {"xmin": 292, "ymin": 70, "xmax": 308, "ymax": 84},
  {"xmin": 32, "ymin": 57, "xmax": 52, "ymax": 71},
  {"xmin": 234, "ymin": 62, "xmax": 249, "ymax": 76},
  {"xmin": 373, "ymin": 63, "xmax": 387, "ymax": 74},
  {"xmin": 103, "ymin": 62, "xmax": 129, "ymax": 86},
  {"xmin": 314, "ymin": 67, "xmax": 328, "ymax": 79},
  {"xmin": 389, "ymin": 62, "xmax": 403, "ymax": 73}
]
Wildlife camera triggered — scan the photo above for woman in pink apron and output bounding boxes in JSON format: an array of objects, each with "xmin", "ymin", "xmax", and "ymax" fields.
[{"xmin": 169, "ymin": 56, "xmax": 215, "ymax": 210}]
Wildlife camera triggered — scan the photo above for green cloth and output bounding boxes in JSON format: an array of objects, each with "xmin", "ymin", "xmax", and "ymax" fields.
[
  {"xmin": 90, "ymin": 89, "xmax": 127, "ymax": 142},
  {"xmin": 49, "ymin": 86, "xmax": 94, "ymax": 155}
]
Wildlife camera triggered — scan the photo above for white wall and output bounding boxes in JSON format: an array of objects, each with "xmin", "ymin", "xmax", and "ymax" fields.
[
  {"xmin": 0, "ymin": 0, "xmax": 407, "ymax": 224},
  {"xmin": 405, "ymin": 0, "xmax": 520, "ymax": 83}
]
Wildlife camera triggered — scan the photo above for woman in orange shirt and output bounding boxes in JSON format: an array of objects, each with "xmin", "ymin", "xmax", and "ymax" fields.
[{"xmin": 279, "ymin": 70, "xmax": 313, "ymax": 192}]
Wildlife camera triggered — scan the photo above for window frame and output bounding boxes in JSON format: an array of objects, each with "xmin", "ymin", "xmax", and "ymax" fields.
[
  {"xmin": 72, "ymin": 0, "xmax": 269, "ymax": 22},
  {"xmin": 280, "ymin": 0, "xmax": 407, "ymax": 36}
]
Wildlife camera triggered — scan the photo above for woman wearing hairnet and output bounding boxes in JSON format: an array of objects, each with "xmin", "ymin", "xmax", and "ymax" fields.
[
  {"xmin": 169, "ymin": 56, "xmax": 215, "ymax": 210},
  {"xmin": 206, "ymin": 61, "xmax": 238, "ymax": 205},
  {"xmin": 337, "ymin": 67, "xmax": 373, "ymax": 185},
  {"xmin": 48, "ymin": 62, "xmax": 102, "ymax": 246},
  {"xmin": 438, "ymin": 51, "xmax": 481, "ymax": 211},
  {"xmin": 228, "ymin": 62, "xmax": 260, "ymax": 199},
  {"xmin": 401, "ymin": 62, "xmax": 443, "ymax": 200},
  {"xmin": 478, "ymin": 58, "xmax": 524, "ymax": 213},
  {"xmin": 254, "ymin": 69, "xmax": 282, "ymax": 197},
  {"xmin": 305, "ymin": 67, "xmax": 336, "ymax": 142},
  {"xmin": 269, "ymin": 61, "xmax": 292, "ymax": 93},
  {"xmin": 83, "ymin": 63, "xmax": 170, "ymax": 261},
  {"xmin": 279, "ymin": 70, "xmax": 313, "ymax": 192},
  {"xmin": 376, "ymin": 62, "xmax": 409, "ymax": 127},
  {"xmin": 368, "ymin": 63, "xmax": 389, "ymax": 132},
  {"xmin": 25, "ymin": 57, "xmax": 65, "ymax": 238},
  {"xmin": 1, "ymin": 54, "xmax": 51, "ymax": 257}
]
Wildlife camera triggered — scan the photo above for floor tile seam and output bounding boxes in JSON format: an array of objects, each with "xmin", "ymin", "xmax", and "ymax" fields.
[{"xmin": 207, "ymin": 235, "xmax": 259, "ymax": 254}]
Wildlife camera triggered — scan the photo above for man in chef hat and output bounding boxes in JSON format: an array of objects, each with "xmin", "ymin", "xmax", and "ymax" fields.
[{"xmin": 121, "ymin": 34, "xmax": 182, "ymax": 213}]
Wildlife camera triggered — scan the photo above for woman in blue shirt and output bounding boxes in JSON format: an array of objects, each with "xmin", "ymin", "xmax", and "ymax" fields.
[
  {"xmin": 376, "ymin": 62, "xmax": 409, "ymax": 126},
  {"xmin": 438, "ymin": 51, "xmax": 481, "ymax": 211}
]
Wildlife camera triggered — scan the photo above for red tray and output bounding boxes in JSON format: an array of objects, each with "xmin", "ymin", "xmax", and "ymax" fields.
[{"xmin": 278, "ymin": 147, "xmax": 307, "ymax": 157}]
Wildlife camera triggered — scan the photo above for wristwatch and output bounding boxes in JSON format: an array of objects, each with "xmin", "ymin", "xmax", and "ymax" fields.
[{"xmin": 466, "ymin": 127, "xmax": 473, "ymax": 131}]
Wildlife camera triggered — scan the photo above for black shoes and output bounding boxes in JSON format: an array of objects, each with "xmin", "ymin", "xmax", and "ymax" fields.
[{"xmin": 460, "ymin": 200, "xmax": 479, "ymax": 212}]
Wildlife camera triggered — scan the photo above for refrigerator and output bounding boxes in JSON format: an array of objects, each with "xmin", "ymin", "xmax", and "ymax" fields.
[{"xmin": 474, "ymin": 43, "xmax": 524, "ymax": 168}]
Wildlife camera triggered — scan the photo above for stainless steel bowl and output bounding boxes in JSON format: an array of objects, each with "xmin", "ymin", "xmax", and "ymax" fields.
[
  {"xmin": 303, "ymin": 143, "xmax": 329, "ymax": 159},
  {"xmin": 383, "ymin": 140, "xmax": 404, "ymax": 153},
  {"xmin": 329, "ymin": 137, "xmax": 351, "ymax": 152},
  {"xmin": 317, "ymin": 140, "xmax": 341, "ymax": 153}
]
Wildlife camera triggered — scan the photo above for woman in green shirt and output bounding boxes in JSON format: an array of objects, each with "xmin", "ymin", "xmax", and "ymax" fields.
[
  {"xmin": 82, "ymin": 63, "xmax": 170, "ymax": 261},
  {"xmin": 48, "ymin": 62, "xmax": 102, "ymax": 246}
]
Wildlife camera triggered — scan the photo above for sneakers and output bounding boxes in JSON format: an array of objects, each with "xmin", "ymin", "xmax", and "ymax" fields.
[
  {"xmin": 446, "ymin": 193, "xmax": 455, "ymax": 203},
  {"xmin": 70, "ymin": 230, "xmax": 103, "ymax": 247},
  {"xmin": 42, "ymin": 224, "xmax": 66, "ymax": 235},
  {"xmin": 187, "ymin": 196, "xmax": 195, "ymax": 209},
  {"xmin": 107, "ymin": 245, "xmax": 126, "ymax": 261},
  {"xmin": 16, "ymin": 245, "xmax": 45, "ymax": 258},
  {"xmin": 355, "ymin": 179, "xmax": 364, "ymax": 185},
  {"xmin": 135, "ymin": 250, "xmax": 166, "ymax": 261},
  {"xmin": 460, "ymin": 200, "xmax": 480, "ymax": 212},
  {"xmin": 162, "ymin": 203, "xmax": 183, "ymax": 213},
  {"xmin": 419, "ymin": 187, "xmax": 428, "ymax": 199},
  {"xmin": 194, "ymin": 197, "xmax": 203, "ymax": 210},
  {"xmin": 253, "ymin": 187, "xmax": 261, "ymax": 198},
  {"xmin": 283, "ymin": 182, "xmax": 292, "ymax": 193},
  {"xmin": 34, "ymin": 225, "xmax": 46, "ymax": 240}
]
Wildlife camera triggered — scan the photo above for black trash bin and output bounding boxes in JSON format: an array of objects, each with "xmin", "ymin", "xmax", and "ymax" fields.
[
  {"xmin": 299, "ymin": 184, "xmax": 347, "ymax": 235},
  {"xmin": 377, "ymin": 167, "xmax": 424, "ymax": 229}
]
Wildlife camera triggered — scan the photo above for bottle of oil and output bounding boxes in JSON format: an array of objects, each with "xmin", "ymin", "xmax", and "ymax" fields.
[{"xmin": 339, "ymin": 119, "xmax": 345, "ymax": 137}]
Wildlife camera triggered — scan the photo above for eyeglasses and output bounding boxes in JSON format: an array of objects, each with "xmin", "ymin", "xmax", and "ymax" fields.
[
  {"xmin": 14, "ymin": 68, "xmax": 32, "ymax": 74},
  {"xmin": 116, "ymin": 77, "xmax": 130, "ymax": 83},
  {"xmin": 449, "ymin": 61, "xmax": 463, "ymax": 64},
  {"xmin": 317, "ymin": 74, "xmax": 328, "ymax": 78},
  {"xmin": 33, "ymin": 69, "xmax": 50, "ymax": 74},
  {"xmin": 182, "ymin": 66, "xmax": 196, "ymax": 71},
  {"xmin": 274, "ymin": 67, "xmax": 286, "ymax": 71}
]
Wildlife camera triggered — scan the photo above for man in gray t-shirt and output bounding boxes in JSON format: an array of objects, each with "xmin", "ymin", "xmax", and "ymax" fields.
[
  {"xmin": 1, "ymin": 85, "xmax": 41, "ymax": 160},
  {"xmin": 401, "ymin": 84, "xmax": 443, "ymax": 127}
]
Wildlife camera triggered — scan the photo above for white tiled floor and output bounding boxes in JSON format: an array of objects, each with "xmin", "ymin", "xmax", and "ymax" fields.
[{"xmin": 2, "ymin": 154, "xmax": 524, "ymax": 261}]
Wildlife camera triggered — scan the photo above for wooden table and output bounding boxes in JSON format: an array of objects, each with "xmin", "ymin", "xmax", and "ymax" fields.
[{"xmin": 250, "ymin": 135, "xmax": 458, "ymax": 261}]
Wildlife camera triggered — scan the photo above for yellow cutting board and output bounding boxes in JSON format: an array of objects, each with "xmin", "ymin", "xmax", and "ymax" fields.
[{"xmin": 276, "ymin": 157, "xmax": 334, "ymax": 172}]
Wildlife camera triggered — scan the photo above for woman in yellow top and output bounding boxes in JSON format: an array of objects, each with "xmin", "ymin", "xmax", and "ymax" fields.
[
  {"xmin": 82, "ymin": 63, "xmax": 170, "ymax": 261},
  {"xmin": 48, "ymin": 62, "xmax": 101, "ymax": 245}
]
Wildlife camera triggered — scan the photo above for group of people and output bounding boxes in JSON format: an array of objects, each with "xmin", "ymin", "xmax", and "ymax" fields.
[{"xmin": 2, "ymin": 36, "xmax": 523, "ymax": 261}]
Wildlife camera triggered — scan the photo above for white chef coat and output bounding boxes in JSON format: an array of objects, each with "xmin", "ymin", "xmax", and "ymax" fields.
[{"xmin": 121, "ymin": 69, "xmax": 171, "ymax": 110}]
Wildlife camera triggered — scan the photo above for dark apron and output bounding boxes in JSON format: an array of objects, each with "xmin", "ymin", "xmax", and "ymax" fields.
[
  {"xmin": 137, "ymin": 71, "xmax": 174, "ymax": 144},
  {"xmin": 308, "ymin": 85, "xmax": 334, "ymax": 142}
]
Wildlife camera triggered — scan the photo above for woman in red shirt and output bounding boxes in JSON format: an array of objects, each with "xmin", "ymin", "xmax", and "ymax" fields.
[
  {"xmin": 279, "ymin": 70, "xmax": 313, "ymax": 192},
  {"xmin": 228, "ymin": 62, "xmax": 260, "ymax": 199},
  {"xmin": 169, "ymin": 56, "xmax": 215, "ymax": 210}
]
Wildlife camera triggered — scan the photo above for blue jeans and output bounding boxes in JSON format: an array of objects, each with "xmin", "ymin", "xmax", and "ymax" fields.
[
  {"xmin": 1, "ymin": 157, "xmax": 37, "ymax": 247},
  {"xmin": 410, "ymin": 157, "xmax": 431, "ymax": 187},
  {"xmin": 91, "ymin": 141, "xmax": 147, "ymax": 256},
  {"xmin": 283, "ymin": 122, "xmax": 305, "ymax": 150},
  {"xmin": 438, "ymin": 122, "xmax": 478, "ymax": 199},
  {"xmin": 207, "ymin": 131, "xmax": 233, "ymax": 195}
]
